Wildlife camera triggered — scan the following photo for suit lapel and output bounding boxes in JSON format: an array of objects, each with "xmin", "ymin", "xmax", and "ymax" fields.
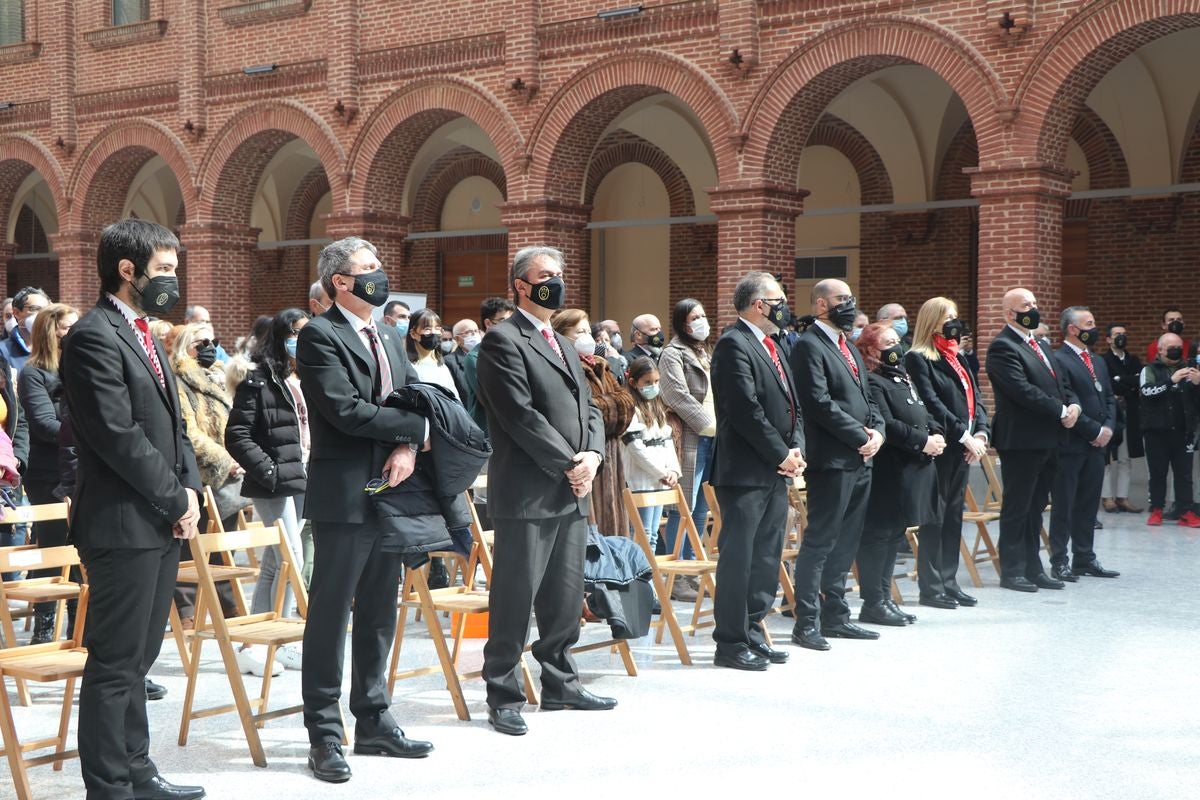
[
  {"xmin": 515, "ymin": 312, "xmax": 573, "ymax": 381},
  {"xmin": 377, "ymin": 324, "xmax": 407, "ymax": 389},
  {"xmin": 100, "ymin": 304, "xmax": 173, "ymax": 410},
  {"xmin": 738, "ymin": 323, "xmax": 789, "ymax": 398},
  {"xmin": 814, "ymin": 327, "xmax": 865, "ymax": 396},
  {"xmin": 327, "ymin": 308, "xmax": 375, "ymax": 381}
]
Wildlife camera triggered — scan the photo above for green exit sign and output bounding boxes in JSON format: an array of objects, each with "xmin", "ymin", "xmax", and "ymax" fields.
[{"xmin": 458, "ymin": 276, "xmax": 475, "ymax": 288}]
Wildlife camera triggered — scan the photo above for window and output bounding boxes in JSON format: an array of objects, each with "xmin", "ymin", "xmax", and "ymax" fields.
[
  {"xmin": 0, "ymin": 0, "xmax": 24, "ymax": 46},
  {"xmin": 112, "ymin": 0, "xmax": 150, "ymax": 26},
  {"xmin": 794, "ymin": 255, "xmax": 848, "ymax": 280}
]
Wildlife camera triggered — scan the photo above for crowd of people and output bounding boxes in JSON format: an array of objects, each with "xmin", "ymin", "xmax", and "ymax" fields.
[{"xmin": 0, "ymin": 219, "xmax": 1195, "ymax": 799}]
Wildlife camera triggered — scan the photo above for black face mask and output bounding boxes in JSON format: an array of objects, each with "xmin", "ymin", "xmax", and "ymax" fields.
[
  {"xmin": 340, "ymin": 269, "xmax": 389, "ymax": 308},
  {"xmin": 195, "ymin": 346, "xmax": 217, "ymax": 369},
  {"xmin": 1113, "ymin": 333, "xmax": 1128, "ymax": 350},
  {"xmin": 879, "ymin": 345, "xmax": 906, "ymax": 372},
  {"xmin": 523, "ymin": 276, "xmax": 566, "ymax": 310},
  {"xmin": 760, "ymin": 298, "xmax": 791, "ymax": 330},
  {"xmin": 941, "ymin": 319, "xmax": 964, "ymax": 342},
  {"xmin": 1077, "ymin": 327, "xmax": 1099, "ymax": 347},
  {"xmin": 1167, "ymin": 319, "xmax": 1185, "ymax": 336},
  {"xmin": 133, "ymin": 274, "xmax": 181, "ymax": 315},
  {"xmin": 640, "ymin": 329, "xmax": 665, "ymax": 349},
  {"xmin": 1165, "ymin": 346, "xmax": 1184, "ymax": 363},
  {"xmin": 826, "ymin": 300, "xmax": 857, "ymax": 332},
  {"xmin": 418, "ymin": 333, "xmax": 439, "ymax": 351},
  {"xmin": 1014, "ymin": 307, "xmax": 1040, "ymax": 331}
]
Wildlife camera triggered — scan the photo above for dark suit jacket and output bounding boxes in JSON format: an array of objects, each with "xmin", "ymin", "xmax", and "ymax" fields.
[
  {"xmin": 1053, "ymin": 345, "xmax": 1117, "ymax": 454},
  {"xmin": 864, "ymin": 371, "xmax": 941, "ymax": 526},
  {"xmin": 905, "ymin": 348, "xmax": 991, "ymax": 450},
  {"xmin": 444, "ymin": 348, "xmax": 471, "ymax": 405},
  {"xmin": 1101, "ymin": 349, "xmax": 1144, "ymax": 458},
  {"xmin": 296, "ymin": 307, "xmax": 426, "ymax": 525},
  {"xmin": 476, "ymin": 312, "xmax": 604, "ymax": 520},
  {"xmin": 710, "ymin": 320, "xmax": 804, "ymax": 488},
  {"xmin": 985, "ymin": 326, "xmax": 1078, "ymax": 451},
  {"xmin": 60, "ymin": 301, "xmax": 200, "ymax": 549},
  {"xmin": 788, "ymin": 324, "xmax": 883, "ymax": 471}
]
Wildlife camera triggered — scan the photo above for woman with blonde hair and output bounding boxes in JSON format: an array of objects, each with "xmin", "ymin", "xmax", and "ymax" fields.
[
  {"xmin": 19, "ymin": 303, "xmax": 78, "ymax": 643},
  {"xmin": 905, "ymin": 296, "xmax": 990, "ymax": 609}
]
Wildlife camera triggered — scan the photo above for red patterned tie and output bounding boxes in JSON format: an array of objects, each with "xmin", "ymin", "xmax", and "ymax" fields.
[
  {"xmin": 838, "ymin": 334, "xmax": 860, "ymax": 380},
  {"xmin": 133, "ymin": 318, "xmax": 165, "ymax": 388},
  {"xmin": 763, "ymin": 337, "xmax": 794, "ymax": 424},
  {"xmin": 1028, "ymin": 337, "xmax": 1055, "ymax": 377},
  {"xmin": 542, "ymin": 328, "xmax": 567, "ymax": 365},
  {"xmin": 363, "ymin": 325, "xmax": 394, "ymax": 401}
]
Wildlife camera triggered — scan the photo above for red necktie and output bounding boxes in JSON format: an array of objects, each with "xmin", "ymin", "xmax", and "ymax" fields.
[
  {"xmin": 542, "ymin": 328, "xmax": 567, "ymax": 365},
  {"xmin": 764, "ymin": 337, "xmax": 795, "ymax": 425},
  {"xmin": 133, "ymin": 317, "xmax": 165, "ymax": 388},
  {"xmin": 838, "ymin": 334, "xmax": 860, "ymax": 380},
  {"xmin": 1080, "ymin": 349, "xmax": 1098, "ymax": 383},
  {"xmin": 363, "ymin": 325, "xmax": 394, "ymax": 401},
  {"xmin": 1028, "ymin": 337, "xmax": 1055, "ymax": 376}
]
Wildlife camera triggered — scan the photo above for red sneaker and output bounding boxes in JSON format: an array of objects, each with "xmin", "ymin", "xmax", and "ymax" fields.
[
  {"xmin": 1178, "ymin": 510, "xmax": 1200, "ymax": 528},
  {"xmin": 1147, "ymin": 508, "xmax": 1163, "ymax": 526}
]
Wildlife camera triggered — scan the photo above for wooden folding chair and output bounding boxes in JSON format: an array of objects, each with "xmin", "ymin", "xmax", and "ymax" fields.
[
  {"xmin": 0, "ymin": 502, "xmax": 74, "ymax": 634},
  {"xmin": 0, "ymin": 545, "xmax": 89, "ymax": 800},
  {"xmin": 963, "ymin": 484, "xmax": 1000, "ymax": 581},
  {"xmin": 980, "ymin": 451, "xmax": 1052, "ymax": 553},
  {"xmin": 177, "ymin": 523, "xmax": 306, "ymax": 767},
  {"xmin": 623, "ymin": 486, "xmax": 717, "ymax": 666},
  {"xmin": 891, "ymin": 527, "xmax": 922, "ymax": 604}
]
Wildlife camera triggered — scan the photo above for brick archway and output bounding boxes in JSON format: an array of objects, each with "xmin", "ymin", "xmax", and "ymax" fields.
[
  {"xmin": 196, "ymin": 99, "xmax": 346, "ymax": 222},
  {"xmin": 1071, "ymin": 108, "xmax": 1130, "ymax": 193},
  {"xmin": 742, "ymin": 16, "xmax": 1007, "ymax": 187},
  {"xmin": 526, "ymin": 49, "xmax": 738, "ymax": 203},
  {"xmin": 347, "ymin": 77, "xmax": 521, "ymax": 216},
  {"xmin": 67, "ymin": 119, "xmax": 198, "ymax": 230},
  {"xmin": 807, "ymin": 114, "xmax": 894, "ymax": 207},
  {"xmin": 1016, "ymin": 6, "xmax": 1200, "ymax": 168},
  {"xmin": 410, "ymin": 147, "xmax": 507, "ymax": 234},
  {"xmin": 0, "ymin": 135, "xmax": 68, "ymax": 227}
]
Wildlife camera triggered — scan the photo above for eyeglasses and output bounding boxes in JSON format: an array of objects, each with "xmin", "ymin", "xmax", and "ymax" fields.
[
  {"xmin": 363, "ymin": 478, "xmax": 391, "ymax": 496},
  {"xmin": 829, "ymin": 294, "xmax": 856, "ymax": 305}
]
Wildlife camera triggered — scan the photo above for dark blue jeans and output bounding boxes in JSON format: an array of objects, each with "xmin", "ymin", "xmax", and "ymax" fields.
[{"xmin": 662, "ymin": 435, "xmax": 714, "ymax": 560}]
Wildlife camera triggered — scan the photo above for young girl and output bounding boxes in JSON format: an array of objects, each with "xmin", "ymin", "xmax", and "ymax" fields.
[{"xmin": 621, "ymin": 357, "xmax": 681, "ymax": 551}]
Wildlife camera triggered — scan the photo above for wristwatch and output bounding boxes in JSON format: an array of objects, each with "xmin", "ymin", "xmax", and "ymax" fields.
[{"xmin": 408, "ymin": 442, "xmax": 420, "ymax": 453}]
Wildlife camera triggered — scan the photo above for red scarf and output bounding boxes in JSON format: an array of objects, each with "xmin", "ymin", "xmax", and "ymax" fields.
[{"xmin": 933, "ymin": 334, "xmax": 975, "ymax": 422}]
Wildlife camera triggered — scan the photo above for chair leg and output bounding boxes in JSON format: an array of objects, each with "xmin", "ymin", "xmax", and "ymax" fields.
[
  {"xmin": 177, "ymin": 629, "xmax": 205, "ymax": 746},
  {"xmin": 411, "ymin": 570, "xmax": 470, "ymax": 721},
  {"xmin": 615, "ymin": 640, "xmax": 638, "ymax": 677},
  {"xmin": 256, "ymin": 645, "xmax": 277, "ymax": 729},
  {"xmin": 0, "ymin": 675, "xmax": 32, "ymax": 800},
  {"xmin": 215, "ymin": 634, "xmax": 269, "ymax": 767},
  {"xmin": 654, "ymin": 573, "xmax": 678, "ymax": 645},
  {"xmin": 520, "ymin": 658, "xmax": 540, "ymax": 705},
  {"xmin": 168, "ymin": 601, "xmax": 191, "ymax": 666},
  {"xmin": 0, "ymin": 612, "xmax": 32, "ymax": 708},
  {"xmin": 386, "ymin": 603, "xmax": 412, "ymax": 696},
  {"xmin": 53, "ymin": 676, "xmax": 76, "ymax": 772},
  {"xmin": 960, "ymin": 534, "xmax": 983, "ymax": 588},
  {"xmin": 651, "ymin": 572, "xmax": 692, "ymax": 666}
]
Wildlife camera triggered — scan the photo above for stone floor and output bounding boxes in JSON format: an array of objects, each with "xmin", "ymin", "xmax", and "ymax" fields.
[{"xmin": 6, "ymin": 484, "xmax": 1200, "ymax": 800}]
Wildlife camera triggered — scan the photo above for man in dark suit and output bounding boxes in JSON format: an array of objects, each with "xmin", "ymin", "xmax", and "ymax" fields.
[
  {"xmin": 1100, "ymin": 323, "xmax": 1143, "ymax": 513},
  {"xmin": 709, "ymin": 272, "xmax": 805, "ymax": 670},
  {"xmin": 476, "ymin": 245, "xmax": 610, "ymax": 736},
  {"xmin": 1050, "ymin": 307, "xmax": 1120, "ymax": 581},
  {"xmin": 625, "ymin": 313, "xmax": 664, "ymax": 362},
  {"xmin": 788, "ymin": 279, "xmax": 885, "ymax": 651},
  {"xmin": 985, "ymin": 287, "xmax": 1082, "ymax": 593},
  {"xmin": 297, "ymin": 237, "xmax": 434, "ymax": 783},
  {"xmin": 60, "ymin": 219, "xmax": 205, "ymax": 800}
]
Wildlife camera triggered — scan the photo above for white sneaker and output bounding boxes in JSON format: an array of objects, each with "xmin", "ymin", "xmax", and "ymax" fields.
[
  {"xmin": 274, "ymin": 644, "xmax": 303, "ymax": 670},
  {"xmin": 236, "ymin": 646, "xmax": 282, "ymax": 677}
]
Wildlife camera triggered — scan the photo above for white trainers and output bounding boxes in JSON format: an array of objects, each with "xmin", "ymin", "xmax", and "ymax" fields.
[
  {"xmin": 274, "ymin": 644, "xmax": 303, "ymax": 670},
  {"xmin": 236, "ymin": 646, "xmax": 282, "ymax": 677}
]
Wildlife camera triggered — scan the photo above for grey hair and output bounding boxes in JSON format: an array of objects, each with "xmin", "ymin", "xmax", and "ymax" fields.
[
  {"xmin": 172, "ymin": 321, "xmax": 215, "ymax": 362},
  {"xmin": 308, "ymin": 281, "xmax": 326, "ymax": 302},
  {"xmin": 733, "ymin": 271, "xmax": 778, "ymax": 313},
  {"xmin": 183, "ymin": 305, "xmax": 207, "ymax": 323},
  {"xmin": 317, "ymin": 237, "xmax": 378, "ymax": 297},
  {"xmin": 876, "ymin": 303, "xmax": 902, "ymax": 321},
  {"xmin": 1060, "ymin": 305, "xmax": 1090, "ymax": 334},
  {"xmin": 511, "ymin": 246, "xmax": 565, "ymax": 292}
]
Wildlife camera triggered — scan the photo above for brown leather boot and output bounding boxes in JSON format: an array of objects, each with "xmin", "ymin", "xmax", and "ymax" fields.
[
  {"xmin": 1102, "ymin": 498, "xmax": 1118, "ymax": 513},
  {"xmin": 1116, "ymin": 497, "xmax": 1143, "ymax": 513}
]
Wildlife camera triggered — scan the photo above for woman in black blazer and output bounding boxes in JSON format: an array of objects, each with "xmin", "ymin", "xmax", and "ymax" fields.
[
  {"xmin": 905, "ymin": 296, "xmax": 991, "ymax": 609},
  {"xmin": 856, "ymin": 323, "xmax": 945, "ymax": 626}
]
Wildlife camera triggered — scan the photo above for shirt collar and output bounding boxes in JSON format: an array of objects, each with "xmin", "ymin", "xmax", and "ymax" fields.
[
  {"xmin": 106, "ymin": 293, "xmax": 142, "ymax": 326},
  {"xmin": 336, "ymin": 301, "xmax": 375, "ymax": 333},
  {"xmin": 815, "ymin": 319, "xmax": 844, "ymax": 344},
  {"xmin": 517, "ymin": 306, "xmax": 551, "ymax": 334},
  {"xmin": 738, "ymin": 317, "xmax": 767, "ymax": 344},
  {"xmin": 1065, "ymin": 340, "xmax": 1088, "ymax": 356},
  {"xmin": 1008, "ymin": 323, "xmax": 1037, "ymax": 342}
]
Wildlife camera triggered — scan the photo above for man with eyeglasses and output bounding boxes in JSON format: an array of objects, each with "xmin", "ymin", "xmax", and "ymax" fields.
[
  {"xmin": 788, "ymin": 279, "xmax": 885, "ymax": 651},
  {"xmin": 626, "ymin": 313, "xmax": 665, "ymax": 362},
  {"xmin": 2, "ymin": 286, "xmax": 50, "ymax": 371}
]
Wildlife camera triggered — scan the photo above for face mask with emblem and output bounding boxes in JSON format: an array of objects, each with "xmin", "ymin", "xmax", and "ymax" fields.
[
  {"xmin": 134, "ymin": 274, "xmax": 181, "ymax": 315},
  {"xmin": 1014, "ymin": 307, "xmax": 1040, "ymax": 331},
  {"xmin": 524, "ymin": 276, "xmax": 566, "ymax": 310},
  {"xmin": 342, "ymin": 270, "xmax": 389, "ymax": 308}
]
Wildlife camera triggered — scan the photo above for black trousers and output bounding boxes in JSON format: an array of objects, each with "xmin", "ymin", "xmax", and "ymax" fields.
[
  {"xmin": 78, "ymin": 540, "xmax": 180, "ymax": 800},
  {"xmin": 1144, "ymin": 429, "xmax": 1194, "ymax": 510},
  {"xmin": 712, "ymin": 482, "xmax": 788, "ymax": 652},
  {"xmin": 1049, "ymin": 448, "xmax": 1105, "ymax": 567},
  {"xmin": 301, "ymin": 520, "xmax": 403, "ymax": 745},
  {"xmin": 918, "ymin": 451, "xmax": 968, "ymax": 598},
  {"xmin": 996, "ymin": 448, "xmax": 1055, "ymax": 581},
  {"xmin": 792, "ymin": 466, "xmax": 872, "ymax": 630},
  {"xmin": 482, "ymin": 513, "xmax": 586, "ymax": 710},
  {"xmin": 856, "ymin": 525, "xmax": 904, "ymax": 607}
]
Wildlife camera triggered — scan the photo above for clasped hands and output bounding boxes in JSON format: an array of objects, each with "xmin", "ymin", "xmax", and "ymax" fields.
[
  {"xmin": 1061, "ymin": 403, "xmax": 1082, "ymax": 429},
  {"xmin": 858, "ymin": 428, "xmax": 884, "ymax": 460},
  {"xmin": 173, "ymin": 487, "xmax": 200, "ymax": 540},
  {"xmin": 963, "ymin": 433, "xmax": 988, "ymax": 464},
  {"xmin": 565, "ymin": 451, "xmax": 602, "ymax": 497},
  {"xmin": 777, "ymin": 448, "xmax": 806, "ymax": 478}
]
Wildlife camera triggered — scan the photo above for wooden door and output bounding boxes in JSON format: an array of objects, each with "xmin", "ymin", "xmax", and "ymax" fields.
[{"xmin": 441, "ymin": 251, "xmax": 509, "ymax": 324}]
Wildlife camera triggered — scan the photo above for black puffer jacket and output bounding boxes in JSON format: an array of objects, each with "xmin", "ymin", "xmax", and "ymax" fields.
[{"xmin": 225, "ymin": 362, "xmax": 306, "ymax": 499}]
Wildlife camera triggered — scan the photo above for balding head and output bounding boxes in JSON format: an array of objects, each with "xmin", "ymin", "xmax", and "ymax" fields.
[
  {"xmin": 631, "ymin": 314, "xmax": 663, "ymax": 348},
  {"xmin": 876, "ymin": 303, "xmax": 906, "ymax": 322},
  {"xmin": 1002, "ymin": 288, "xmax": 1039, "ymax": 331},
  {"xmin": 1158, "ymin": 332, "xmax": 1184, "ymax": 362}
]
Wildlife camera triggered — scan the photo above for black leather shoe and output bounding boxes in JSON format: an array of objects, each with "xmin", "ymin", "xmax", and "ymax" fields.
[
  {"xmin": 488, "ymin": 707, "xmax": 528, "ymax": 736},
  {"xmin": 945, "ymin": 588, "xmax": 977, "ymax": 606},
  {"xmin": 354, "ymin": 727, "xmax": 434, "ymax": 758},
  {"xmin": 1050, "ymin": 563, "xmax": 1079, "ymax": 583},
  {"xmin": 1032, "ymin": 573, "xmax": 1065, "ymax": 590},
  {"xmin": 1094, "ymin": 519, "xmax": 1104, "ymax": 529},
  {"xmin": 131, "ymin": 776, "xmax": 206, "ymax": 800},
  {"xmin": 918, "ymin": 593, "xmax": 958, "ymax": 610},
  {"xmin": 858, "ymin": 602, "xmax": 908, "ymax": 627},
  {"xmin": 308, "ymin": 742, "xmax": 351, "ymax": 783},
  {"xmin": 540, "ymin": 689, "xmax": 618, "ymax": 710},
  {"xmin": 1164, "ymin": 504, "xmax": 1183, "ymax": 521},
  {"xmin": 790, "ymin": 626, "xmax": 830, "ymax": 651},
  {"xmin": 823, "ymin": 622, "xmax": 880, "ymax": 640},
  {"xmin": 1073, "ymin": 561, "xmax": 1120, "ymax": 578},
  {"xmin": 713, "ymin": 648, "xmax": 769, "ymax": 671},
  {"xmin": 884, "ymin": 599, "xmax": 916, "ymax": 623},
  {"xmin": 748, "ymin": 642, "xmax": 789, "ymax": 664},
  {"xmin": 144, "ymin": 677, "xmax": 167, "ymax": 701},
  {"xmin": 1000, "ymin": 576, "xmax": 1038, "ymax": 593}
]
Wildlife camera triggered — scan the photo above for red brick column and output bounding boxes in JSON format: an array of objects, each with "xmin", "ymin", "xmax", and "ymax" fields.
[
  {"xmin": 322, "ymin": 210, "xmax": 412, "ymax": 295},
  {"xmin": 179, "ymin": 222, "xmax": 260, "ymax": 341},
  {"xmin": 48, "ymin": 229, "xmax": 99, "ymax": 310},
  {"xmin": 707, "ymin": 182, "xmax": 807, "ymax": 328},
  {"xmin": 0, "ymin": 243, "xmax": 14, "ymax": 298},
  {"xmin": 499, "ymin": 199, "xmax": 591, "ymax": 310}
]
